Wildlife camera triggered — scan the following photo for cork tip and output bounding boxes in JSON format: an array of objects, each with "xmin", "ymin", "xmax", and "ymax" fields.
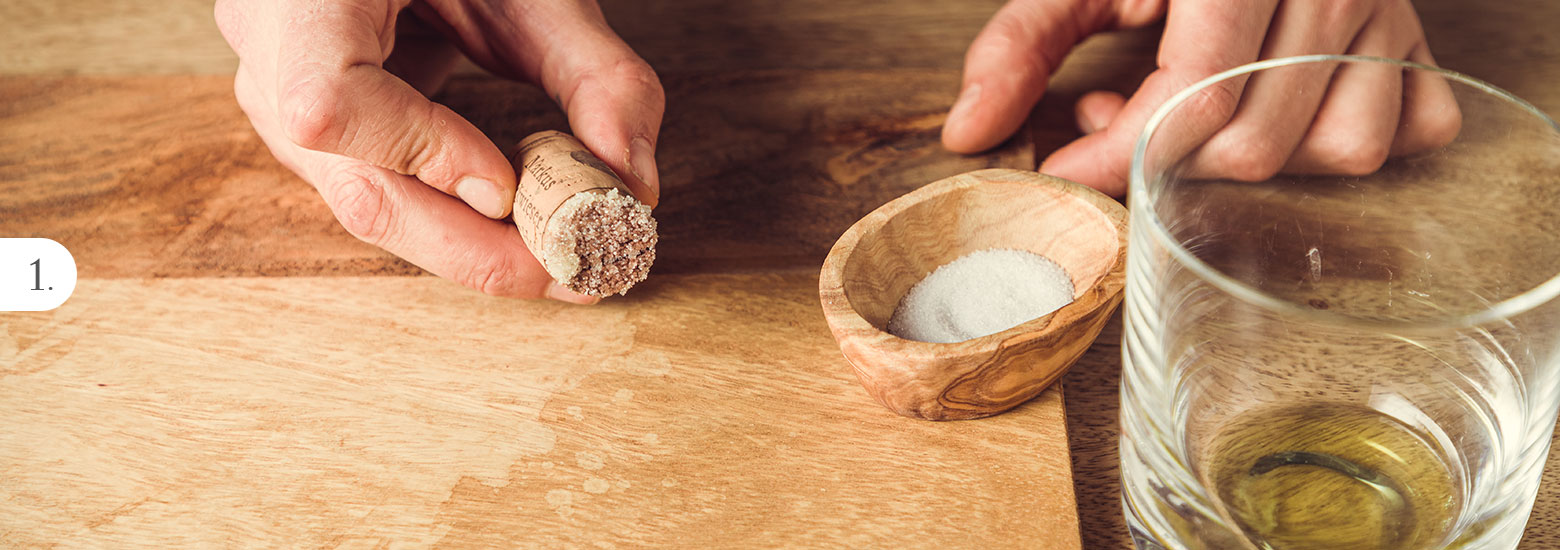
[{"xmin": 542, "ymin": 189, "xmax": 658, "ymax": 297}]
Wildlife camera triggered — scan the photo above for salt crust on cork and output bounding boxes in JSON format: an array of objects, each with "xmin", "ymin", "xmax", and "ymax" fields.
[{"xmin": 541, "ymin": 188, "xmax": 658, "ymax": 296}]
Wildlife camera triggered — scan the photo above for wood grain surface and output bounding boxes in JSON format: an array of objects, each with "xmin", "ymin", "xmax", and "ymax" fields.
[
  {"xmin": 0, "ymin": 0, "xmax": 1007, "ymax": 75},
  {"xmin": 0, "ymin": 71, "xmax": 1027, "ymax": 279},
  {"xmin": 2, "ymin": 275, "xmax": 1078, "ymax": 548},
  {"xmin": 4, "ymin": 0, "xmax": 1560, "ymax": 548},
  {"xmin": 0, "ymin": 69, "xmax": 1048, "ymax": 547}
]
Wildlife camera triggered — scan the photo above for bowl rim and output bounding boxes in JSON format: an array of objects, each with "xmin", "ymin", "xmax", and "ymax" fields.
[{"xmin": 818, "ymin": 168, "xmax": 1128, "ymax": 359}]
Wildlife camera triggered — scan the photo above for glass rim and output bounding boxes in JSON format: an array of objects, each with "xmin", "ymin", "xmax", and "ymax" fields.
[{"xmin": 1129, "ymin": 54, "xmax": 1560, "ymax": 332}]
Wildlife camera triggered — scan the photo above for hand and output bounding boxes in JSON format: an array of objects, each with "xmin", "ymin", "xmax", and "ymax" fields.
[
  {"xmin": 942, "ymin": 0, "xmax": 1462, "ymax": 196},
  {"xmin": 215, "ymin": 0, "xmax": 665, "ymax": 303}
]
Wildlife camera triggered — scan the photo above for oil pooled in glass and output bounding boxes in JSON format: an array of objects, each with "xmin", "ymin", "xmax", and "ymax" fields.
[{"xmin": 1206, "ymin": 403, "xmax": 1460, "ymax": 550}]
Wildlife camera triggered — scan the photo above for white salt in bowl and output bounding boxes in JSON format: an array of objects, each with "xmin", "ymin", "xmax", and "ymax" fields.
[{"xmin": 818, "ymin": 169, "xmax": 1128, "ymax": 420}]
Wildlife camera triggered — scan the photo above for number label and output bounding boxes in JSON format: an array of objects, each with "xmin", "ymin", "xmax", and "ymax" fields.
[{"xmin": 1, "ymin": 239, "xmax": 76, "ymax": 311}]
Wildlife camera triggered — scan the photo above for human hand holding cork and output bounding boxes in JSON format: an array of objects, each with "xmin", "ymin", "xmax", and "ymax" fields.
[
  {"xmin": 214, "ymin": 0, "xmax": 665, "ymax": 304},
  {"xmin": 511, "ymin": 131, "xmax": 658, "ymax": 297}
]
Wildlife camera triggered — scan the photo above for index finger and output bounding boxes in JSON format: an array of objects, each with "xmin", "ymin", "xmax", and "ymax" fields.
[
  {"xmin": 1039, "ymin": 0, "xmax": 1279, "ymax": 195},
  {"xmin": 273, "ymin": 0, "xmax": 520, "ymax": 219}
]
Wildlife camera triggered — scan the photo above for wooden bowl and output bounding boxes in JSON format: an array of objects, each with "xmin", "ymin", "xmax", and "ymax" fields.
[{"xmin": 818, "ymin": 169, "xmax": 1128, "ymax": 420}]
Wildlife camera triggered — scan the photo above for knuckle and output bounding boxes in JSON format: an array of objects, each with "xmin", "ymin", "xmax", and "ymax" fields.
[
  {"xmin": 575, "ymin": 57, "xmax": 666, "ymax": 109},
  {"xmin": 278, "ymin": 75, "xmax": 345, "ymax": 151},
  {"xmin": 968, "ymin": 6, "xmax": 1058, "ymax": 89},
  {"xmin": 322, "ymin": 165, "xmax": 395, "ymax": 245},
  {"xmin": 389, "ymin": 101, "xmax": 450, "ymax": 177},
  {"xmin": 983, "ymin": 16, "xmax": 1051, "ymax": 77},
  {"xmin": 1417, "ymin": 103, "xmax": 1463, "ymax": 150},
  {"xmin": 1311, "ymin": 134, "xmax": 1390, "ymax": 176},
  {"xmin": 460, "ymin": 253, "xmax": 528, "ymax": 298},
  {"xmin": 1183, "ymin": 80, "xmax": 1241, "ymax": 125},
  {"xmin": 615, "ymin": 59, "xmax": 665, "ymax": 99},
  {"xmin": 1322, "ymin": 0, "xmax": 1366, "ymax": 22},
  {"xmin": 1141, "ymin": 67, "xmax": 1242, "ymax": 130},
  {"xmin": 1208, "ymin": 131, "xmax": 1286, "ymax": 182}
]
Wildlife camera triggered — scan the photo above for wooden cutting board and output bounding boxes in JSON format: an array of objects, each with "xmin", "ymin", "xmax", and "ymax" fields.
[
  {"xmin": 7, "ymin": 0, "xmax": 1560, "ymax": 548},
  {"xmin": 0, "ymin": 70, "xmax": 1085, "ymax": 548}
]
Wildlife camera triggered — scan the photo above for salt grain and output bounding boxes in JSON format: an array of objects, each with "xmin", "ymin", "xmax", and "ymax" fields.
[{"xmin": 886, "ymin": 249, "xmax": 1074, "ymax": 343}]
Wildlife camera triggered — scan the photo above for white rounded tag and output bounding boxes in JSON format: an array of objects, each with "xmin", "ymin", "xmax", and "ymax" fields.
[{"xmin": 0, "ymin": 238, "xmax": 78, "ymax": 311}]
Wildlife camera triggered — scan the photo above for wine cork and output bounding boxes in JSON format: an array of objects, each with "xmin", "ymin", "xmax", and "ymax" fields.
[{"xmin": 511, "ymin": 131, "xmax": 658, "ymax": 297}]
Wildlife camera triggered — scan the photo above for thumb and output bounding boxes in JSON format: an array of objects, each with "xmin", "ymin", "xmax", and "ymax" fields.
[
  {"xmin": 943, "ymin": 0, "xmax": 1112, "ymax": 154},
  {"xmin": 273, "ymin": 1, "xmax": 517, "ymax": 219}
]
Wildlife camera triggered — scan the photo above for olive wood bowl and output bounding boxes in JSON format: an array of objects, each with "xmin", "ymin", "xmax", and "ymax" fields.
[{"xmin": 818, "ymin": 168, "xmax": 1128, "ymax": 420}]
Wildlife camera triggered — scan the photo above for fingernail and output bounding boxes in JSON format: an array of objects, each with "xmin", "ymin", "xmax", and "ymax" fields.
[
  {"xmin": 545, "ymin": 282, "xmax": 601, "ymax": 305},
  {"xmin": 949, "ymin": 83, "xmax": 983, "ymax": 125},
  {"xmin": 455, "ymin": 176, "xmax": 505, "ymax": 219},
  {"xmin": 626, "ymin": 136, "xmax": 660, "ymax": 208}
]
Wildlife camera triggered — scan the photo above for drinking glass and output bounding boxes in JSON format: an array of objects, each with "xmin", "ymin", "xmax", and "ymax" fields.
[{"xmin": 1120, "ymin": 55, "xmax": 1560, "ymax": 550}]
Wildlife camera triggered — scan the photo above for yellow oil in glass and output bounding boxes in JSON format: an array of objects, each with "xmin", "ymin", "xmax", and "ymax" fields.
[{"xmin": 1206, "ymin": 403, "xmax": 1461, "ymax": 550}]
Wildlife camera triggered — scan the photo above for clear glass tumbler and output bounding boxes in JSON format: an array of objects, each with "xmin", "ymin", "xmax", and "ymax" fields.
[{"xmin": 1120, "ymin": 55, "xmax": 1560, "ymax": 550}]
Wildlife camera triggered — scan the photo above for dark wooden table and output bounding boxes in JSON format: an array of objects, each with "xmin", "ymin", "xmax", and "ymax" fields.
[{"xmin": 3, "ymin": 0, "xmax": 1557, "ymax": 547}]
